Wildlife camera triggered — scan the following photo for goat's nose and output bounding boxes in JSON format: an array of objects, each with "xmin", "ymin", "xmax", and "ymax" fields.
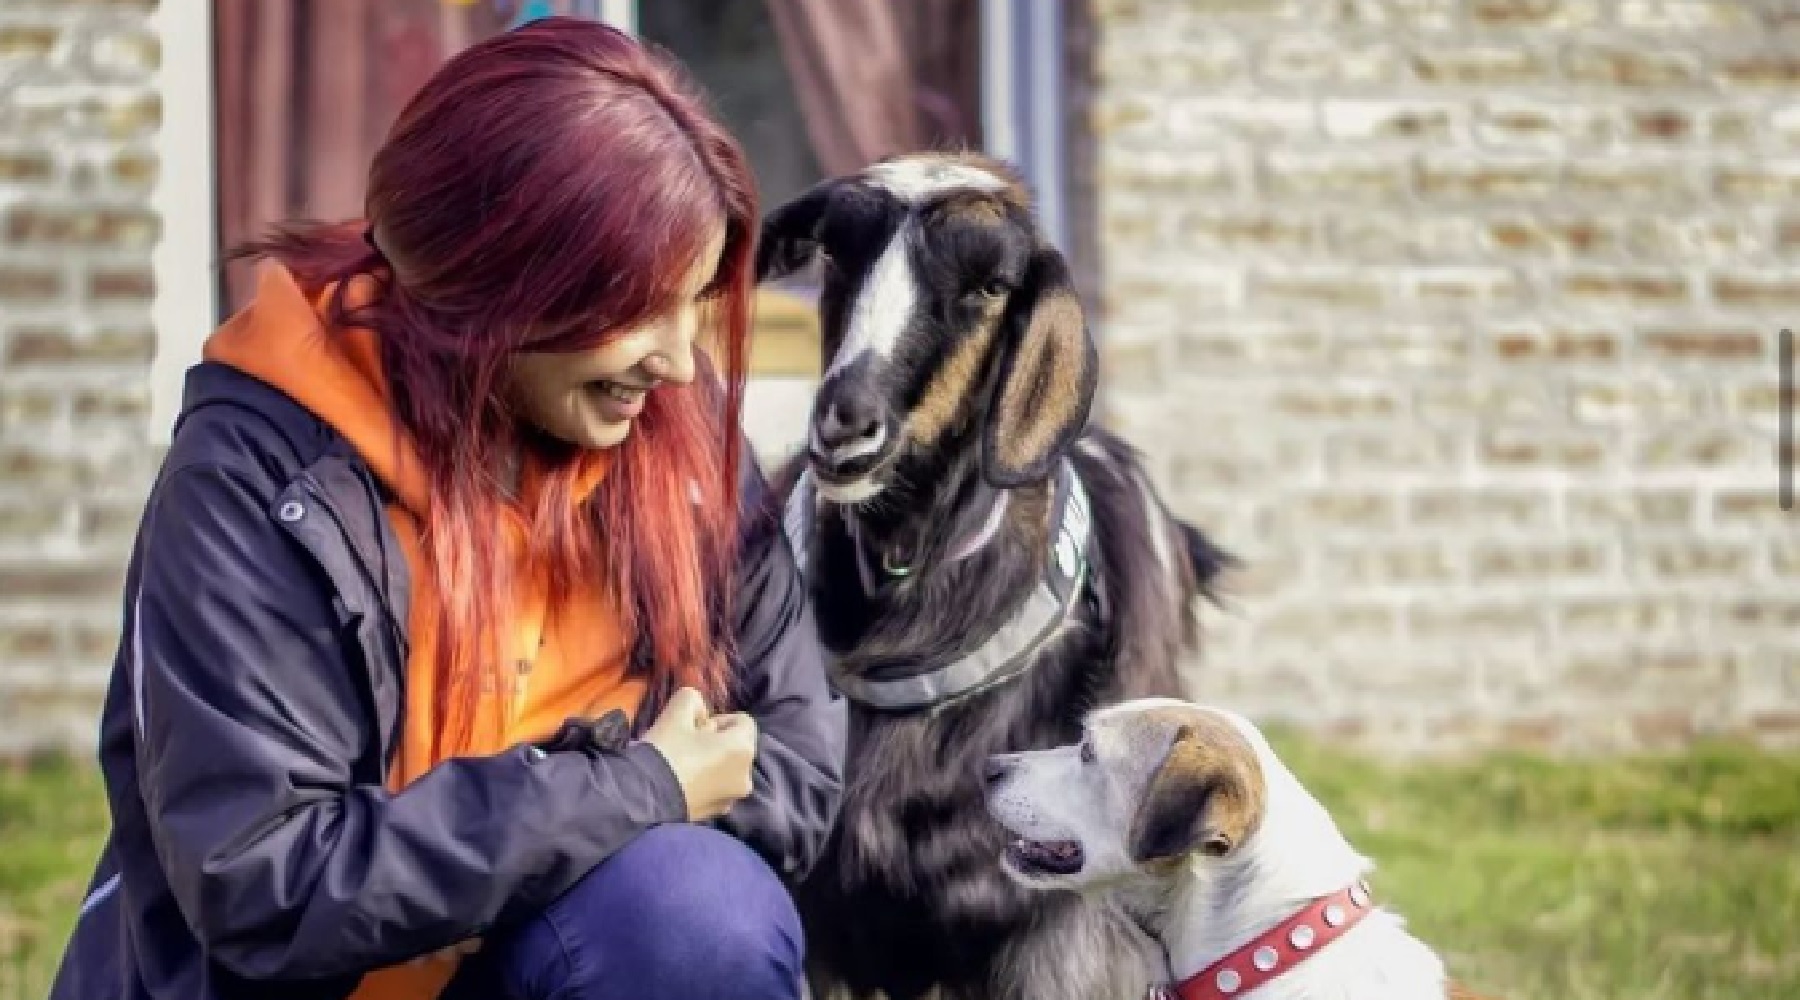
[
  {"xmin": 813, "ymin": 396, "xmax": 885, "ymax": 458},
  {"xmin": 984, "ymin": 754, "xmax": 1015, "ymax": 789}
]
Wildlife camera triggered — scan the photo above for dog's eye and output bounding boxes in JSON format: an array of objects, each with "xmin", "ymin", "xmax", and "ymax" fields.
[{"xmin": 1079, "ymin": 740, "xmax": 1096, "ymax": 765}]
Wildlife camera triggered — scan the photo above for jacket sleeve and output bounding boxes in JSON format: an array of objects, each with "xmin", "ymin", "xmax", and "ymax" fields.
[
  {"xmin": 128, "ymin": 464, "xmax": 689, "ymax": 982},
  {"xmin": 715, "ymin": 448, "xmax": 847, "ymax": 881}
]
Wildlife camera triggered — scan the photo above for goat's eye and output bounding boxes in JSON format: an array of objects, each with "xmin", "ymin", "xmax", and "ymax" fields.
[{"xmin": 1079, "ymin": 740, "xmax": 1097, "ymax": 765}]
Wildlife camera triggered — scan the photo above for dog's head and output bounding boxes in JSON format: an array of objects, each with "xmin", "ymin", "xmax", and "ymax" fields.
[
  {"xmin": 756, "ymin": 152, "xmax": 1098, "ymax": 505},
  {"xmin": 984, "ymin": 698, "xmax": 1270, "ymax": 892}
]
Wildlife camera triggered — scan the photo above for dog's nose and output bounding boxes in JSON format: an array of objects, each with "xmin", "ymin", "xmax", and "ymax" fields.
[
  {"xmin": 984, "ymin": 755, "xmax": 1015, "ymax": 789},
  {"xmin": 814, "ymin": 397, "xmax": 885, "ymax": 460}
]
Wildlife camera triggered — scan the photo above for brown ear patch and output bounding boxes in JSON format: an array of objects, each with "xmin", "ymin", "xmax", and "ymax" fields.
[
  {"xmin": 990, "ymin": 289, "xmax": 1087, "ymax": 476},
  {"xmin": 1128, "ymin": 709, "xmax": 1267, "ymax": 865},
  {"xmin": 911, "ymin": 307, "xmax": 1003, "ymax": 446}
]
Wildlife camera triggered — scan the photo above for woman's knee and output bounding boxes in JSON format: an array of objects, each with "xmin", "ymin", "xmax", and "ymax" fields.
[{"xmin": 532, "ymin": 824, "xmax": 803, "ymax": 1000}]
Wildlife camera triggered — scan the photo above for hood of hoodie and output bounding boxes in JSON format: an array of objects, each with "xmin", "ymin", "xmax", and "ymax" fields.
[{"xmin": 203, "ymin": 264, "xmax": 435, "ymax": 518}]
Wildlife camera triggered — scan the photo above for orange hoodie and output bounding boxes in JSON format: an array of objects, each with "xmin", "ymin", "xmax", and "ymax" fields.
[{"xmin": 204, "ymin": 264, "xmax": 648, "ymax": 1000}]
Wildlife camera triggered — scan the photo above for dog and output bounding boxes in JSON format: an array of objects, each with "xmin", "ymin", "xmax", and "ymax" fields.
[
  {"xmin": 984, "ymin": 698, "xmax": 1496, "ymax": 1000},
  {"xmin": 756, "ymin": 152, "xmax": 1233, "ymax": 1000}
]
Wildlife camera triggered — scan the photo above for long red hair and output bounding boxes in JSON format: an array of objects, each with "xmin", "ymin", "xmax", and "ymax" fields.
[{"xmin": 239, "ymin": 18, "xmax": 756, "ymax": 746}]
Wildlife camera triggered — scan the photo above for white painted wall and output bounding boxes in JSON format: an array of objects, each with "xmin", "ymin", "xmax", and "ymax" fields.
[{"xmin": 147, "ymin": 0, "xmax": 218, "ymax": 444}]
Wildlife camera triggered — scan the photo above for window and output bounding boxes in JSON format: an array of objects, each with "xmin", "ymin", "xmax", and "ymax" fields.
[
  {"xmin": 211, "ymin": 0, "xmax": 517, "ymax": 312},
  {"xmin": 637, "ymin": 0, "xmax": 991, "ymax": 381}
]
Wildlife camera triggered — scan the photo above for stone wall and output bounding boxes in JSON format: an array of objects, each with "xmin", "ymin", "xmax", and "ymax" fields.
[
  {"xmin": 0, "ymin": 0, "xmax": 161, "ymax": 753},
  {"xmin": 1089, "ymin": 0, "xmax": 1800, "ymax": 752}
]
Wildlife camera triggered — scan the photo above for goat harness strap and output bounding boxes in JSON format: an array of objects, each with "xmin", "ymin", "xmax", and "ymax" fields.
[{"xmin": 782, "ymin": 460, "xmax": 1093, "ymax": 713}]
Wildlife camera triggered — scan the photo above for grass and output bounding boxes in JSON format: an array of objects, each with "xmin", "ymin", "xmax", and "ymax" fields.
[
  {"xmin": 1269, "ymin": 731, "xmax": 1800, "ymax": 1000},
  {"xmin": 0, "ymin": 757, "xmax": 107, "ymax": 1000},
  {"xmin": 3, "ymin": 741, "xmax": 1798, "ymax": 1000}
]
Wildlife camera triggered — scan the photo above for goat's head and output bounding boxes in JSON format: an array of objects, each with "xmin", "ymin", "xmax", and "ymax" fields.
[{"xmin": 757, "ymin": 153, "xmax": 1098, "ymax": 506}]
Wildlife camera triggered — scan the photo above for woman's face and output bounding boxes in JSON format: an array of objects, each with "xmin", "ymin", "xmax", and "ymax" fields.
[{"xmin": 505, "ymin": 221, "xmax": 727, "ymax": 450}]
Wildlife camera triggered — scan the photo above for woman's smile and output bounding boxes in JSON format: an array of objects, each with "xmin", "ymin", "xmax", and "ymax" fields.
[{"xmin": 585, "ymin": 378, "xmax": 654, "ymax": 421}]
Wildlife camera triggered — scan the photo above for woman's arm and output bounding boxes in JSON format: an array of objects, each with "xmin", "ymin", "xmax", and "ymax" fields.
[
  {"xmin": 129, "ymin": 464, "xmax": 688, "ymax": 982},
  {"xmin": 715, "ymin": 447, "xmax": 848, "ymax": 880}
]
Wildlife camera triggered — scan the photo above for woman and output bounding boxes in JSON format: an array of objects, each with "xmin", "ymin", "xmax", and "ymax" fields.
[{"xmin": 50, "ymin": 18, "xmax": 843, "ymax": 1000}]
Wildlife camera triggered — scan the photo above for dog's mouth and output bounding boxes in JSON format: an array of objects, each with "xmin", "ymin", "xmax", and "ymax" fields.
[{"xmin": 1004, "ymin": 837, "xmax": 1085, "ymax": 878}]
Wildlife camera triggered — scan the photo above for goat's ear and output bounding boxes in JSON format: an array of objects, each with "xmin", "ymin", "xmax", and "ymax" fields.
[
  {"xmin": 756, "ymin": 179, "xmax": 842, "ymax": 283},
  {"xmin": 1128, "ymin": 724, "xmax": 1262, "ymax": 864},
  {"xmin": 980, "ymin": 247, "xmax": 1098, "ymax": 488}
]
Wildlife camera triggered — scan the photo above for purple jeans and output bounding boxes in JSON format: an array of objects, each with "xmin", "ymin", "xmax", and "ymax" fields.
[{"xmin": 443, "ymin": 824, "xmax": 804, "ymax": 1000}]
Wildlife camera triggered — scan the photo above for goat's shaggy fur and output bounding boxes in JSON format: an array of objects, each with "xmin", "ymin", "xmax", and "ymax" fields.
[{"xmin": 759, "ymin": 153, "xmax": 1232, "ymax": 1000}]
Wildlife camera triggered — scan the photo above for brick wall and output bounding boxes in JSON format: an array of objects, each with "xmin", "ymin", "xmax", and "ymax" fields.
[
  {"xmin": 0, "ymin": 0, "xmax": 162, "ymax": 754},
  {"xmin": 1089, "ymin": 0, "xmax": 1800, "ymax": 752}
]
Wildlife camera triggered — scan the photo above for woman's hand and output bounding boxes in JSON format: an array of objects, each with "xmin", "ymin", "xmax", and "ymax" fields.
[{"xmin": 641, "ymin": 687, "xmax": 757, "ymax": 822}]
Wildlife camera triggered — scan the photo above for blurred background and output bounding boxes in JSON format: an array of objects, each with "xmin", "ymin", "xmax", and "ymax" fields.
[{"xmin": 2, "ymin": 1, "xmax": 1798, "ymax": 998}]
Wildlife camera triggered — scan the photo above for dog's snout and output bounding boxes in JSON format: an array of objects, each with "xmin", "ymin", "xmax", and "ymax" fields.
[{"xmin": 984, "ymin": 754, "xmax": 1016, "ymax": 789}]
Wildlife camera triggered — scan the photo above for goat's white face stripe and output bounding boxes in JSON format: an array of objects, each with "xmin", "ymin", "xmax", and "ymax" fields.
[
  {"xmin": 826, "ymin": 162, "xmax": 1009, "ymax": 382},
  {"xmin": 826, "ymin": 224, "xmax": 916, "ymax": 380}
]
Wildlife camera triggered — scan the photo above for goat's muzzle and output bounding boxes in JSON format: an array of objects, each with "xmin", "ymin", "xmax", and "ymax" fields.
[{"xmin": 808, "ymin": 367, "xmax": 899, "ymax": 492}]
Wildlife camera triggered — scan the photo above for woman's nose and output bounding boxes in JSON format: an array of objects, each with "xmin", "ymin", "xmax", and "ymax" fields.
[
  {"xmin": 643, "ymin": 316, "xmax": 698, "ymax": 385},
  {"xmin": 641, "ymin": 345, "xmax": 696, "ymax": 385}
]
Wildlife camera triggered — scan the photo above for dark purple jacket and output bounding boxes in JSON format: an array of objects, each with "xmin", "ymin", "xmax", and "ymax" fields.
[{"xmin": 49, "ymin": 362, "xmax": 846, "ymax": 1000}]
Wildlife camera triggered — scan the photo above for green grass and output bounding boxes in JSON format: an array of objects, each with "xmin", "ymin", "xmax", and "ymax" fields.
[
  {"xmin": 3, "ymin": 741, "xmax": 1797, "ymax": 999},
  {"xmin": 1269, "ymin": 731, "xmax": 1800, "ymax": 1000},
  {"xmin": 0, "ymin": 757, "xmax": 107, "ymax": 1000}
]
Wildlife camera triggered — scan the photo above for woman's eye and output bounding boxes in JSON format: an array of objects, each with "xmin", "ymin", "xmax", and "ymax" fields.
[{"xmin": 1079, "ymin": 741, "xmax": 1097, "ymax": 765}]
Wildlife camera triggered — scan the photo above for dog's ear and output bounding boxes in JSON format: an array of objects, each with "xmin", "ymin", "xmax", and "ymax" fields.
[
  {"xmin": 756, "ymin": 178, "xmax": 844, "ymax": 284},
  {"xmin": 1129, "ymin": 723, "xmax": 1265, "ymax": 865},
  {"xmin": 981, "ymin": 246, "xmax": 1098, "ymax": 488}
]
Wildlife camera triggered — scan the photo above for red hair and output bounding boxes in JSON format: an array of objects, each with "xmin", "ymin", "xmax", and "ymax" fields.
[{"xmin": 238, "ymin": 18, "xmax": 755, "ymax": 747}]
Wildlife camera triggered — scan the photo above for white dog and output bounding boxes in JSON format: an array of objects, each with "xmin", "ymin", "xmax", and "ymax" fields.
[{"xmin": 983, "ymin": 698, "xmax": 1493, "ymax": 1000}]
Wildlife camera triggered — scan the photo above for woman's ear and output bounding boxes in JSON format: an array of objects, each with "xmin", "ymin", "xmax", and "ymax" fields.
[{"xmin": 755, "ymin": 178, "xmax": 844, "ymax": 283}]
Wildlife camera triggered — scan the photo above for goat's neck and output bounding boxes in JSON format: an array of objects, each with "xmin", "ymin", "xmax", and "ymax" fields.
[
  {"xmin": 815, "ymin": 460, "xmax": 1057, "ymax": 674},
  {"xmin": 841, "ymin": 462, "xmax": 1039, "ymax": 576}
]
